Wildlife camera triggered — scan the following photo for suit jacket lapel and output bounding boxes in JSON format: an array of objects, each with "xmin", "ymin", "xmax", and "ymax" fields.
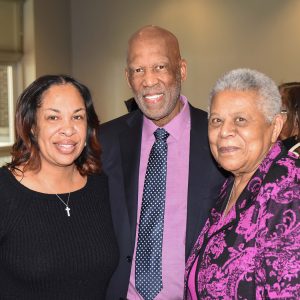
[
  {"xmin": 119, "ymin": 110, "xmax": 143, "ymax": 244},
  {"xmin": 185, "ymin": 105, "xmax": 211, "ymax": 258}
]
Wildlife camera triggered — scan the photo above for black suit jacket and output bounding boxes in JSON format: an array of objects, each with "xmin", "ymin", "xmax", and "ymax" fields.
[{"xmin": 99, "ymin": 104, "xmax": 226, "ymax": 300}]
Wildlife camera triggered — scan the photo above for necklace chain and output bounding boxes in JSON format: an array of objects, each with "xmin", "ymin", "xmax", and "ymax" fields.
[
  {"xmin": 38, "ymin": 176, "xmax": 73, "ymax": 217},
  {"xmin": 55, "ymin": 193, "xmax": 71, "ymax": 217}
]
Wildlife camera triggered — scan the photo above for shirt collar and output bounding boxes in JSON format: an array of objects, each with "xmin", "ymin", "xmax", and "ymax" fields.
[{"xmin": 142, "ymin": 95, "xmax": 191, "ymax": 141}]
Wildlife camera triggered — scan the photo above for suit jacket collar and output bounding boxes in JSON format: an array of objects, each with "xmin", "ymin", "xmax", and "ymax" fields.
[
  {"xmin": 119, "ymin": 110, "xmax": 143, "ymax": 244},
  {"xmin": 185, "ymin": 105, "xmax": 212, "ymax": 258}
]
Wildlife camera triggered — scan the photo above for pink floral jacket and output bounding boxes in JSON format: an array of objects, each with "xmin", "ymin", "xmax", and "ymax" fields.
[{"xmin": 184, "ymin": 142, "xmax": 300, "ymax": 299}]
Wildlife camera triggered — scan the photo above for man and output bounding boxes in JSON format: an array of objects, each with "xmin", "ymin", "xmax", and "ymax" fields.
[{"xmin": 100, "ymin": 25, "xmax": 226, "ymax": 300}]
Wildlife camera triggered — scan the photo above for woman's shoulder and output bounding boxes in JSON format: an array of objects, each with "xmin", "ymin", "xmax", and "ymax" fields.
[
  {"xmin": 271, "ymin": 151, "xmax": 300, "ymax": 177},
  {"xmin": 0, "ymin": 167, "xmax": 40, "ymax": 217},
  {"xmin": 0, "ymin": 166, "xmax": 16, "ymax": 190},
  {"xmin": 260, "ymin": 149, "xmax": 300, "ymax": 209},
  {"xmin": 253, "ymin": 145, "xmax": 299, "ymax": 209},
  {"xmin": 270, "ymin": 143, "xmax": 300, "ymax": 174},
  {"xmin": 0, "ymin": 166, "xmax": 35, "ymax": 195},
  {"xmin": 0, "ymin": 165, "xmax": 9, "ymax": 176},
  {"xmin": 0, "ymin": 167, "xmax": 30, "ymax": 236},
  {"xmin": 0, "ymin": 167, "xmax": 33, "ymax": 202},
  {"xmin": 88, "ymin": 171, "xmax": 108, "ymax": 183},
  {"xmin": 85, "ymin": 171, "xmax": 109, "ymax": 192}
]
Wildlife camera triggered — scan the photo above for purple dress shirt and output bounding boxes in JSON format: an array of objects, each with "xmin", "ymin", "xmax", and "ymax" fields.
[{"xmin": 127, "ymin": 95, "xmax": 191, "ymax": 299}]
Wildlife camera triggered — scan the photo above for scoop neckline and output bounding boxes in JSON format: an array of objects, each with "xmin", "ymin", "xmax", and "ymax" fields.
[{"xmin": 2, "ymin": 167, "xmax": 89, "ymax": 197}]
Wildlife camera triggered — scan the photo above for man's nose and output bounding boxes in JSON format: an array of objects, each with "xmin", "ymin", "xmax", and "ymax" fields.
[{"xmin": 142, "ymin": 68, "xmax": 159, "ymax": 87}]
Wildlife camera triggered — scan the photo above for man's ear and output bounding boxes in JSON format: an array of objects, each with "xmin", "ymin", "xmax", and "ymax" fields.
[
  {"xmin": 125, "ymin": 68, "xmax": 132, "ymax": 89},
  {"xmin": 180, "ymin": 59, "xmax": 187, "ymax": 82}
]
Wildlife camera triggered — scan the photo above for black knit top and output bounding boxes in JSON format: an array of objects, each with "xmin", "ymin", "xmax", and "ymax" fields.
[{"xmin": 0, "ymin": 167, "xmax": 119, "ymax": 299}]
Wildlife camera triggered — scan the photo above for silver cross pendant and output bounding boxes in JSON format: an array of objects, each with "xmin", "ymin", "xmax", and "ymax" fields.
[{"xmin": 65, "ymin": 206, "xmax": 71, "ymax": 217}]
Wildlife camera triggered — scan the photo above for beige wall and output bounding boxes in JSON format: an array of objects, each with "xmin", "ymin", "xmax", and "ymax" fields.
[
  {"xmin": 0, "ymin": 0, "xmax": 72, "ymax": 161},
  {"xmin": 23, "ymin": 0, "xmax": 71, "ymax": 87},
  {"xmin": 1, "ymin": 0, "xmax": 299, "ymax": 163},
  {"xmin": 20, "ymin": 0, "xmax": 300, "ymax": 121},
  {"xmin": 71, "ymin": 0, "xmax": 300, "ymax": 123}
]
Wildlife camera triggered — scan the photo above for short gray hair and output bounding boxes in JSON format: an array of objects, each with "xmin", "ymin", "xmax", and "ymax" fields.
[{"xmin": 208, "ymin": 68, "xmax": 282, "ymax": 122}]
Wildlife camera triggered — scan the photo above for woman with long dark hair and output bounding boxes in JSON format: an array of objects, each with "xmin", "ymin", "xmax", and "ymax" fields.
[{"xmin": 0, "ymin": 75, "xmax": 119, "ymax": 299}]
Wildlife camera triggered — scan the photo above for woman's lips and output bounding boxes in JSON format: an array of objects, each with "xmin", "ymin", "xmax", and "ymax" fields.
[
  {"xmin": 54, "ymin": 141, "xmax": 77, "ymax": 154},
  {"xmin": 218, "ymin": 146, "xmax": 239, "ymax": 154}
]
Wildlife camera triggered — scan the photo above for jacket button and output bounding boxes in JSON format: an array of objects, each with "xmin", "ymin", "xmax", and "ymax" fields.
[{"xmin": 126, "ymin": 255, "xmax": 132, "ymax": 263}]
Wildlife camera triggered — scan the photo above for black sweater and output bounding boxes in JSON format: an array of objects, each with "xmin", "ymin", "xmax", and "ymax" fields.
[{"xmin": 0, "ymin": 167, "xmax": 119, "ymax": 299}]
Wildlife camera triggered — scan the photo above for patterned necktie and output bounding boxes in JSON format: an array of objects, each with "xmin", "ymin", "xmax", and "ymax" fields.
[{"xmin": 135, "ymin": 128, "xmax": 169, "ymax": 300}]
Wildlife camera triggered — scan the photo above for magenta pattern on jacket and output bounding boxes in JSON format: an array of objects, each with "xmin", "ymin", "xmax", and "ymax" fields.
[{"xmin": 185, "ymin": 142, "xmax": 300, "ymax": 299}]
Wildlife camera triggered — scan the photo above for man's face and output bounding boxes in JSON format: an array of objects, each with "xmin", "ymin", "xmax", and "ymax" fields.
[{"xmin": 126, "ymin": 36, "xmax": 187, "ymax": 127}]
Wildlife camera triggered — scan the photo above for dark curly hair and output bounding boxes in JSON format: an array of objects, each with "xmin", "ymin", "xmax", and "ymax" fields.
[{"xmin": 7, "ymin": 74, "xmax": 102, "ymax": 175}]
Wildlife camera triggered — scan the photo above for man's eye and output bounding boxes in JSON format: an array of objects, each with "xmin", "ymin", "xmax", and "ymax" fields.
[
  {"xmin": 155, "ymin": 65, "xmax": 167, "ymax": 72},
  {"xmin": 236, "ymin": 117, "xmax": 246, "ymax": 123},
  {"xmin": 211, "ymin": 118, "xmax": 221, "ymax": 123},
  {"xmin": 134, "ymin": 68, "xmax": 144, "ymax": 73}
]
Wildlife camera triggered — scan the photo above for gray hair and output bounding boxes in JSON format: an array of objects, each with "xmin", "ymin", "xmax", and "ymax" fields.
[{"xmin": 208, "ymin": 68, "xmax": 282, "ymax": 123}]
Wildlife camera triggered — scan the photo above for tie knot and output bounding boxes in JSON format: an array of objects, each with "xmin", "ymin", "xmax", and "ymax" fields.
[{"xmin": 154, "ymin": 128, "xmax": 169, "ymax": 142}]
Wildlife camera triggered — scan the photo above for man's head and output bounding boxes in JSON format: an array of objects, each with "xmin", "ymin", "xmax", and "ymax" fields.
[{"xmin": 125, "ymin": 25, "xmax": 187, "ymax": 127}]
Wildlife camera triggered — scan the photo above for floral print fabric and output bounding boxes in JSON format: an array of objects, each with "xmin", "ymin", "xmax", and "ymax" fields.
[{"xmin": 185, "ymin": 142, "xmax": 300, "ymax": 299}]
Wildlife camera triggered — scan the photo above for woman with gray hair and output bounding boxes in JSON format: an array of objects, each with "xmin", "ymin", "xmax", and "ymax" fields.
[{"xmin": 184, "ymin": 68, "xmax": 300, "ymax": 299}]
